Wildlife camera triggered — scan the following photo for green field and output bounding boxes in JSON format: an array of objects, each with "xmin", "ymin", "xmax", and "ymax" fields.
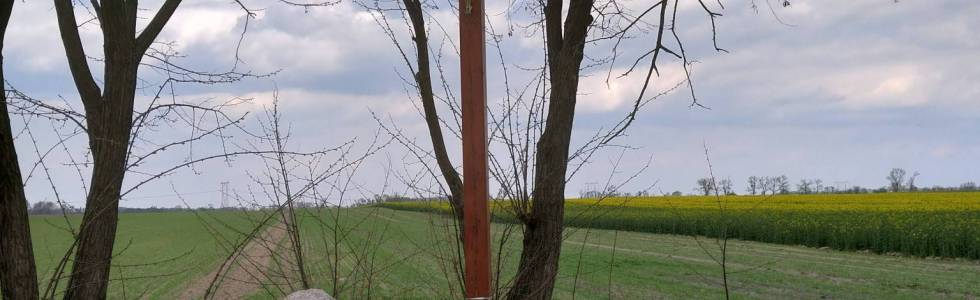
[
  {"xmin": 381, "ymin": 192, "xmax": 980, "ymax": 259},
  {"xmin": 20, "ymin": 199, "xmax": 980, "ymax": 299},
  {"xmin": 258, "ymin": 207, "xmax": 980, "ymax": 299},
  {"xmin": 28, "ymin": 210, "xmax": 259, "ymax": 299}
]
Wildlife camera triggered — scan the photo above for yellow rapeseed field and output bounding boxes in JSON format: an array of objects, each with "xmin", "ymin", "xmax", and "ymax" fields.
[{"xmin": 382, "ymin": 192, "xmax": 980, "ymax": 259}]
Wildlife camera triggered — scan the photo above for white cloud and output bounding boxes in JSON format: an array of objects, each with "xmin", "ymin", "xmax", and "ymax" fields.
[
  {"xmin": 152, "ymin": 1, "xmax": 395, "ymax": 77},
  {"xmin": 931, "ymin": 144, "xmax": 960, "ymax": 159},
  {"xmin": 6, "ymin": 2, "xmax": 104, "ymax": 72},
  {"xmin": 166, "ymin": 87, "xmax": 416, "ymax": 122},
  {"xmin": 576, "ymin": 65, "xmax": 687, "ymax": 113},
  {"xmin": 160, "ymin": 5, "xmax": 243, "ymax": 51},
  {"xmin": 825, "ymin": 64, "xmax": 936, "ymax": 110}
]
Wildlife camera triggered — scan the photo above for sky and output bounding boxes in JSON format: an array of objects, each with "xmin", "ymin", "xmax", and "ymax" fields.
[{"xmin": 5, "ymin": 0, "xmax": 980, "ymax": 208}]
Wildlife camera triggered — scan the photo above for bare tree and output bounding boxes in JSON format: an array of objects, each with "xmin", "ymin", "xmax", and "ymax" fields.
[
  {"xmin": 53, "ymin": 1, "xmax": 179, "ymax": 296},
  {"xmin": 796, "ymin": 179, "xmax": 813, "ymax": 194},
  {"xmin": 691, "ymin": 145, "xmax": 784, "ymax": 300},
  {"xmin": 701, "ymin": 147, "xmax": 731, "ymax": 299},
  {"xmin": 260, "ymin": 99, "xmax": 312, "ymax": 290},
  {"xmin": 193, "ymin": 96, "xmax": 389, "ymax": 299},
  {"xmin": 696, "ymin": 178, "xmax": 716, "ymax": 196},
  {"xmin": 394, "ymin": 0, "xmax": 464, "ymax": 222},
  {"xmin": 887, "ymin": 168, "xmax": 906, "ymax": 192},
  {"xmin": 501, "ymin": 0, "xmax": 596, "ymax": 293},
  {"xmin": 363, "ymin": 0, "xmax": 738, "ymax": 296},
  {"xmin": 351, "ymin": 0, "xmax": 793, "ymax": 296},
  {"xmin": 51, "ymin": 1, "xmax": 260, "ymax": 297},
  {"xmin": 0, "ymin": 1, "xmax": 40, "ymax": 299},
  {"xmin": 760, "ymin": 176, "xmax": 773, "ymax": 195},
  {"xmin": 500, "ymin": 0, "xmax": 705, "ymax": 294},
  {"xmin": 746, "ymin": 176, "xmax": 761, "ymax": 195},
  {"xmin": 774, "ymin": 175, "xmax": 790, "ymax": 194},
  {"xmin": 718, "ymin": 178, "xmax": 734, "ymax": 195},
  {"xmin": 907, "ymin": 171, "xmax": 919, "ymax": 192}
]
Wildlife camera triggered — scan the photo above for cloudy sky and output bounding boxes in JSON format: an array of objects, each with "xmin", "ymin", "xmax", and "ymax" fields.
[{"xmin": 6, "ymin": 0, "xmax": 980, "ymax": 208}]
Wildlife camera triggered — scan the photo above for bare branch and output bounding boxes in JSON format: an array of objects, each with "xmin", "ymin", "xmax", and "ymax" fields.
[
  {"xmin": 136, "ymin": 0, "xmax": 183, "ymax": 54},
  {"xmin": 53, "ymin": 0, "xmax": 102, "ymax": 105}
]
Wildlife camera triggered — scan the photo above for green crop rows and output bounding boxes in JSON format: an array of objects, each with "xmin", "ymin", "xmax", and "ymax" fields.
[{"xmin": 381, "ymin": 192, "xmax": 980, "ymax": 259}]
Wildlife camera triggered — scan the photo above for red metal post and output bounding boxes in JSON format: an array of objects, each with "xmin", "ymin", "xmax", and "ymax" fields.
[{"xmin": 460, "ymin": 0, "xmax": 490, "ymax": 298}]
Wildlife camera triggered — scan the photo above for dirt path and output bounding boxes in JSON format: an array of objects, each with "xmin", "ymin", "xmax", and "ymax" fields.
[{"xmin": 177, "ymin": 218, "xmax": 289, "ymax": 299}]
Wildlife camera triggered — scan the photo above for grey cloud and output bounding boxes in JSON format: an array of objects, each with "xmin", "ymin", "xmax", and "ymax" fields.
[{"xmin": 6, "ymin": 0, "xmax": 979, "ymax": 207}]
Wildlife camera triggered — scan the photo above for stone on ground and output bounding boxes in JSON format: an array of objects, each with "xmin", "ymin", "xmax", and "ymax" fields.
[{"xmin": 285, "ymin": 289, "xmax": 334, "ymax": 300}]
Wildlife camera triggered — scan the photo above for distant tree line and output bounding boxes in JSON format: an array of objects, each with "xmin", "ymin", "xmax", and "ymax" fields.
[
  {"xmin": 578, "ymin": 184, "xmax": 654, "ymax": 198},
  {"xmin": 694, "ymin": 168, "xmax": 978, "ymax": 196},
  {"xmin": 700, "ymin": 175, "xmax": 791, "ymax": 196},
  {"xmin": 25, "ymin": 201, "xmax": 77, "ymax": 215},
  {"xmin": 347, "ymin": 194, "xmax": 448, "ymax": 207},
  {"xmin": 25, "ymin": 201, "xmax": 257, "ymax": 215}
]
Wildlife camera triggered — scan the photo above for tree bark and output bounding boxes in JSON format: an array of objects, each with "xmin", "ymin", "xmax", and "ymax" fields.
[
  {"xmin": 63, "ymin": 114, "xmax": 134, "ymax": 299},
  {"xmin": 506, "ymin": 0, "xmax": 593, "ymax": 298},
  {"xmin": 0, "ymin": 1, "xmax": 41, "ymax": 298}
]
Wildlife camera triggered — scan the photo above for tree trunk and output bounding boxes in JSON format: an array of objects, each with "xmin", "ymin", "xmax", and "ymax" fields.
[
  {"xmin": 403, "ymin": 0, "xmax": 464, "ymax": 221},
  {"xmin": 503, "ymin": 75, "xmax": 577, "ymax": 299},
  {"xmin": 63, "ymin": 83, "xmax": 137, "ymax": 300},
  {"xmin": 506, "ymin": 0, "xmax": 593, "ymax": 298},
  {"xmin": 62, "ymin": 2, "xmax": 140, "ymax": 297},
  {"xmin": 0, "ymin": 2, "xmax": 41, "ymax": 299},
  {"xmin": 62, "ymin": 122, "xmax": 132, "ymax": 299}
]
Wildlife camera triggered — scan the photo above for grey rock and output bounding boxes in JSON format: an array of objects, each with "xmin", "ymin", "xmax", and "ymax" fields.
[{"xmin": 285, "ymin": 289, "xmax": 335, "ymax": 300}]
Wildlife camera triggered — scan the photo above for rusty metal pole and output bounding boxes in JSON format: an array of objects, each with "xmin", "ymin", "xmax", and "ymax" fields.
[{"xmin": 460, "ymin": 0, "xmax": 490, "ymax": 298}]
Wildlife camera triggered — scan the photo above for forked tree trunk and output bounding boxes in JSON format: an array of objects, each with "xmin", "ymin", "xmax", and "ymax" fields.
[
  {"xmin": 0, "ymin": 1, "xmax": 41, "ymax": 298},
  {"xmin": 63, "ymin": 114, "xmax": 134, "ymax": 299},
  {"xmin": 506, "ymin": 0, "xmax": 593, "ymax": 298},
  {"xmin": 62, "ymin": 50, "xmax": 139, "ymax": 300}
]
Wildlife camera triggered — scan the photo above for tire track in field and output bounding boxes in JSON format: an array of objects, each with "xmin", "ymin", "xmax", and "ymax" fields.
[
  {"xmin": 626, "ymin": 233, "xmax": 980, "ymax": 276},
  {"xmin": 569, "ymin": 236, "xmax": 980, "ymax": 298},
  {"xmin": 627, "ymin": 232, "xmax": 980, "ymax": 276},
  {"xmin": 176, "ymin": 217, "xmax": 289, "ymax": 299},
  {"xmin": 564, "ymin": 240, "xmax": 735, "ymax": 267}
]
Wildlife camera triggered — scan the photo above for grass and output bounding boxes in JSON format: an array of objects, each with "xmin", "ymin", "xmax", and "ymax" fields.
[
  {"xmin": 20, "ymin": 205, "xmax": 980, "ymax": 299},
  {"xmin": 265, "ymin": 207, "xmax": 980, "ymax": 299},
  {"xmin": 29, "ymin": 210, "xmax": 259, "ymax": 299},
  {"xmin": 381, "ymin": 192, "xmax": 980, "ymax": 259}
]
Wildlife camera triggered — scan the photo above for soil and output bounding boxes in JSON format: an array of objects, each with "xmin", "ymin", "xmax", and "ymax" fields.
[{"xmin": 177, "ymin": 218, "xmax": 289, "ymax": 299}]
